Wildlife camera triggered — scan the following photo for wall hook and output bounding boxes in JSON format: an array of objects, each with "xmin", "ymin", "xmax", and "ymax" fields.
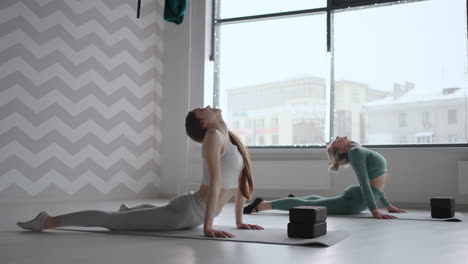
[{"xmin": 137, "ymin": 0, "xmax": 141, "ymax": 18}]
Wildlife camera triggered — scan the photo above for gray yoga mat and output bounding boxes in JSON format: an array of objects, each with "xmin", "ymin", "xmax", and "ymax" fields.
[
  {"xmin": 56, "ymin": 225, "xmax": 350, "ymax": 247},
  {"xmin": 341, "ymin": 212, "xmax": 464, "ymax": 222}
]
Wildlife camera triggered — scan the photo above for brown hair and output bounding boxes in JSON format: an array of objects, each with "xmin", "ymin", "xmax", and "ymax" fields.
[{"xmin": 185, "ymin": 111, "xmax": 254, "ymax": 199}]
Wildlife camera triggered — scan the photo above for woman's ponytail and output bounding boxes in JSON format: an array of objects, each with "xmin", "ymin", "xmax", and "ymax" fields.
[{"xmin": 228, "ymin": 131, "xmax": 254, "ymax": 200}]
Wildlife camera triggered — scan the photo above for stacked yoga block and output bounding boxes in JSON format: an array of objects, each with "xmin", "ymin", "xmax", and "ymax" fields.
[
  {"xmin": 430, "ymin": 197, "xmax": 455, "ymax": 218},
  {"xmin": 287, "ymin": 206, "xmax": 327, "ymax": 238}
]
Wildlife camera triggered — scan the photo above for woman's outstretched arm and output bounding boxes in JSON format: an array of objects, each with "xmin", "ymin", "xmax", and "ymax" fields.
[
  {"xmin": 202, "ymin": 129, "xmax": 234, "ymax": 238},
  {"xmin": 380, "ymin": 194, "xmax": 406, "ymax": 213},
  {"xmin": 379, "ymin": 193, "xmax": 391, "ymax": 207},
  {"xmin": 235, "ymin": 189, "xmax": 263, "ymax": 230},
  {"xmin": 235, "ymin": 189, "xmax": 245, "ymax": 227},
  {"xmin": 379, "ymin": 189, "xmax": 406, "ymax": 213}
]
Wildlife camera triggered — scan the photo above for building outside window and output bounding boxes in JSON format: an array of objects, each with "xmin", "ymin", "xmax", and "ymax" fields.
[
  {"xmin": 448, "ymin": 134, "xmax": 457, "ymax": 143},
  {"xmin": 245, "ymin": 120, "xmax": 251, "ymax": 129},
  {"xmin": 256, "ymin": 120, "xmax": 265, "ymax": 129},
  {"xmin": 233, "ymin": 120, "xmax": 240, "ymax": 130},
  {"xmin": 448, "ymin": 109, "xmax": 457, "ymax": 124},
  {"xmin": 400, "ymin": 136, "xmax": 408, "ymax": 144},
  {"xmin": 258, "ymin": 135, "xmax": 265, "ymax": 145},
  {"xmin": 422, "ymin": 112, "xmax": 431, "ymax": 128},
  {"xmin": 271, "ymin": 117, "xmax": 279, "ymax": 128},
  {"xmin": 416, "ymin": 133, "xmax": 433, "ymax": 144},
  {"xmin": 272, "ymin": 135, "xmax": 279, "ymax": 145},
  {"xmin": 398, "ymin": 112, "xmax": 407, "ymax": 128}
]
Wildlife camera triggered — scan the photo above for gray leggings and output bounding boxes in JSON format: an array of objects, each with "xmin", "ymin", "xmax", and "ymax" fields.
[{"xmin": 58, "ymin": 191, "xmax": 205, "ymax": 231}]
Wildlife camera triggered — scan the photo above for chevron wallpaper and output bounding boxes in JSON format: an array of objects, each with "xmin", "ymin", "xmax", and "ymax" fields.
[{"xmin": 0, "ymin": 0, "xmax": 163, "ymax": 201}]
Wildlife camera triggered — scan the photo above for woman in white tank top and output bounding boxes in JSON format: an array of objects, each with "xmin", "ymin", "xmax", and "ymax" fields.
[
  {"xmin": 17, "ymin": 106, "xmax": 263, "ymax": 239},
  {"xmin": 185, "ymin": 105, "xmax": 263, "ymax": 238}
]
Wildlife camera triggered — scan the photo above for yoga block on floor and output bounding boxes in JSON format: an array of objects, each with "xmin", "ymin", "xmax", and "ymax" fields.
[
  {"xmin": 431, "ymin": 207, "xmax": 455, "ymax": 218},
  {"xmin": 287, "ymin": 222, "xmax": 327, "ymax": 239},
  {"xmin": 289, "ymin": 206, "xmax": 327, "ymax": 224},
  {"xmin": 430, "ymin": 197, "xmax": 455, "ymax": 208}
]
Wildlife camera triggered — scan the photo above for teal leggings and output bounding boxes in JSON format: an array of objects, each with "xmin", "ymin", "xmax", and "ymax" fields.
[{"xmin": 271, "ymin": 185, "xmax": 384, "ymax": 215}]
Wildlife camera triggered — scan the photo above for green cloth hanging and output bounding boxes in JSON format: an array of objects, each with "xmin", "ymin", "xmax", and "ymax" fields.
[{"xmin": 164, "ymin": 0, "xmax": 187, "ymax": 25}]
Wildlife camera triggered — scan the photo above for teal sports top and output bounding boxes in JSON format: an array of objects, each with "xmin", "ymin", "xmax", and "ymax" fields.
[{"xmin": 347, "ymin": 147, "xmax": 391, "ymax": 210}]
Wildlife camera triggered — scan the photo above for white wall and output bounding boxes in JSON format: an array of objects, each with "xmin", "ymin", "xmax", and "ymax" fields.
[
  {"xmin": 161, "ymin": 0, "xmax": 209, "ymax": 195},
  {"xmin": 161, "ymin": 1, "xmax": 468, "ymax": 207},
  {"xmin": 0, "ymin": 0, "xmax": 162, "ymax": 202}
]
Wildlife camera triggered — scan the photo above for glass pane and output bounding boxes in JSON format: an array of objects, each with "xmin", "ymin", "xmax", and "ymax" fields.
[
  {"xmin": 333, "ymin": 0, "xmax": 468, "ymax": 145},
  {"xmin": 218, "ymin": 15, "xmax": 328, "ymax": 146},
  {"xmin": 218, "ymin": 0, "xmax": 326, "ymax": 19}
]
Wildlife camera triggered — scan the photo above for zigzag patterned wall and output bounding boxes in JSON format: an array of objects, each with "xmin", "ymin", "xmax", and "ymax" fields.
[{"xmin": 0, "ymin": 0, "xmax": 163, "ymax": 201}]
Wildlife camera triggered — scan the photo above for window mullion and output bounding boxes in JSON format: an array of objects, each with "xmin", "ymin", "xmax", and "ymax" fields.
[
  {"xmin": 212, "ymin": 1, "xmax": 221, "ymax": 108},
  {"xmin": 326, "ymin": 0, "xmax": 335, "ymax": 144}
]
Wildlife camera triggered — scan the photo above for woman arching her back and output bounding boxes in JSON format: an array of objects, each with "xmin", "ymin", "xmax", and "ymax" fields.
[
  {"xmin": 17, "ymin": 105, "xmax": 263, "ymax": 237},
  {"xmin": 244, "ymin": 136, "xmax": 406, "ymax": 220}
]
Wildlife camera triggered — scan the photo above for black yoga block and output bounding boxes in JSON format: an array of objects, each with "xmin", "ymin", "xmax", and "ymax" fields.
[
  {"xmin": 287, "ymin": 222, "xmax": 327, "ymax": 239},
  {"xmin": 289, "ymin": 206, "xmax": 327, "ymax": 224},
  {"xmin": 430, "ymin": 197, "xmax": 455, "ymax": 208},
  {"xmin": 431, "ymin": 207, "xmax": 455, "ymax": 218}
]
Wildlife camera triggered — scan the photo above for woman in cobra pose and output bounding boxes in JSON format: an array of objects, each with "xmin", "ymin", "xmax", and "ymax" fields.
[
  {"xmin": 244, "ymin": 136, "xmax": 406, "ymax": 219},
  {"xmin": 17, "ymin": 105, "xmax": 263, "ymax": 237}
]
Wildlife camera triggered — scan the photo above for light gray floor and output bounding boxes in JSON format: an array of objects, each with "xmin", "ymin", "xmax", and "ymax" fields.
[{"xmin": 2, "ymin": 199, "xmax": 468, "ymax": 264}]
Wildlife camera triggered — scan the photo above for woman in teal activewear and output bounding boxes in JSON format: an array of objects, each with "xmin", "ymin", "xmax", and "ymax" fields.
[{"xmin": 244, "ymin": 136, "xmax": 406, "ymax": 219}]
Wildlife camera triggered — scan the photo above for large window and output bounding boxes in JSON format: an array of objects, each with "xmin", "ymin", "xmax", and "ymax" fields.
[
  {"xmin": 217, "ymin": 14, "xmax": 327, "ymax": 146},
  {"xmin": 213, "ymin": 0, "xmax": 468, "ymax": 146}
]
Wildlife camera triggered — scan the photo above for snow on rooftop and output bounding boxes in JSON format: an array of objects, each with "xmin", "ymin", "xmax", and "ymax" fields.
[{"xmin": 366, "ymin": 87, "xmax": 466, "ymax": 107}]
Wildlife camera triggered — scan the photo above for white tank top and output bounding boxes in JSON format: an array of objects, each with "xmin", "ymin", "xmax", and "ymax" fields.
[{"xmin": 201, "ymin": 133, "xmax": 244, "ymax": 189}]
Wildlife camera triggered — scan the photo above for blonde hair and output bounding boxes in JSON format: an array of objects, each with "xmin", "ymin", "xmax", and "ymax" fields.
[{"xmin": 327, "ymin": 140, "xmax": 360, "ymax": 171}]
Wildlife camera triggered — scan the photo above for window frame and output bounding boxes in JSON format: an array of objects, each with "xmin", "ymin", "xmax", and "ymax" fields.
[{"xmin": 211, "ymin": 0, "xmax": 468, "ymax": 148}]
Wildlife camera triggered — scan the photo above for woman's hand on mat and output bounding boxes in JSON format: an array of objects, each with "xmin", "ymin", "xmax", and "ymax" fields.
[
  {"xmin": 236, "ymin": 223, "xmax": 264, "ymax": 230},
  {"xmin": 386, "ymin": 205, "xmax": 407, "ymax": 213},
  {"xmin": 203, "ymin": 228, "xmax": 235, "ymax": 238},
  {"xmin": 371, "ymin": 209, "xmax": 397, "ymax": 219}
]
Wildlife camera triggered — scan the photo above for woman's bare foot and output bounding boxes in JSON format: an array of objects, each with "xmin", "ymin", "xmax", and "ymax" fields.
[{"xmin": 17, "ymin": 212, "xmax": 49, "ymax": 231}]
